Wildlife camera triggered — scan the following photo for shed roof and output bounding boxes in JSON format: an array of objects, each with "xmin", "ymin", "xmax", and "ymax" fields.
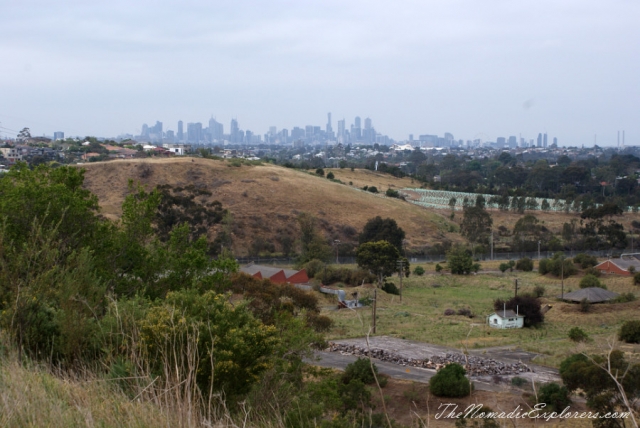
[
  {"xmin": 559, "ymin": 287, "xmax": 620, "ymax": 303},
  {"xmin": 491, "ymin": 309, "xmax": 524, "ymax": 319},
  {"xmin": 240, "ymin": 264, "xmax": 300, "ymax": 279}
]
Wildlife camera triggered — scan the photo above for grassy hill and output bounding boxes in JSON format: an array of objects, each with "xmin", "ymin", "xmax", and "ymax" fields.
[{"xmin": 79, "ymin": 158, "xmax": 459, "ymax": 256}]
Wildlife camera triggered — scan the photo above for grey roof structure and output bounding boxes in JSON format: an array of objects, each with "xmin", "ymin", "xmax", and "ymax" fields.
[
  {"xmin": 597, "ymin": 256, "xmax": 640, "ymax": 271},
  {"xmin": 559, "ymin": 287, "xmax": 620, "ymax": 303},
  {"xmin": 491, "ymin": 309, "xmax": 524, "ymax": 319}
]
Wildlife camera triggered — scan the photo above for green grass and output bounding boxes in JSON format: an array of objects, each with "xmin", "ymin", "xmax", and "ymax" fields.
[{"xmin": 323, "ymin": 267, "xmax": 640, "ymax": 368}]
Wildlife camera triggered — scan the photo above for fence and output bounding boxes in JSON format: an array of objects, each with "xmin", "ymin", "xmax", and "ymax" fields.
[{"xmin": 234, "ymin": 249, "xmax": 616, "ymax": 266}]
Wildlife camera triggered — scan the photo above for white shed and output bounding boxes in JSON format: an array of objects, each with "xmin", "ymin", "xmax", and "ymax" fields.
[{"xmin": 487, "ymin": 309, "xmax": 524, "ymax": 329}]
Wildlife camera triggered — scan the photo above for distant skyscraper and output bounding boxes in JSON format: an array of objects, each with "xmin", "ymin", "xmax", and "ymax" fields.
[
  {"xmin": 187, "ymin": 122, "xmax": 202, "ymax": 143},
  {"xmin": 177, "ymin": 121, "xmax": 184, "ymax": 141},
  {"xmin": 354, "ymin": 116, "xmax": 362, "ymax": 141},
  {"xmin": 337, "ymin": 119, "xmax": 345, "ymax": 141},
  {"xmin": 53, "ymin": 131, "xmax": 64, "ymax": 141},
  {"xmin": 496, "ymin": 137, "xmax": 506, "ymax": 148},
  {"xmin": 543, "ymin": 133, "xmax": 548, "ymax": 148},
  {"xmin": 537, "ymin": 133, "xmax": 542, "ymax": 148},
  {"xmin": 508, "ymin": 136, "xmax": 517, "ymax": 148},
  {"xmin": 230, "ymin": 119, "xmax": 239, "ymax": 143},
  {"xmin": 553, "ymin": 137, "xmax": 558, "ymax": 147},
  {"xmin": 326, "ymin": 112, "xmax": 333, "ymax": 135}
]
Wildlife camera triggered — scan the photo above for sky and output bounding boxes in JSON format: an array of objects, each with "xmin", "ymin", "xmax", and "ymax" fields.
[{"xmin": 1, "ymin": 0, "xmax": 639, "ymax": 146}]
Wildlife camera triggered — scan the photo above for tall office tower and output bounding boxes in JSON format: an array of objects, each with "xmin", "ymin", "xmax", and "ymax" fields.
[
  {"xmin": 326, "ymin": 113, "xmax": 333, "ymax": 134},
  {"xmin": 269, "ymin": 126, "xmax": 277, "ymax": 143},
  {"xmin": 187, "ymin": 122, "xmax": 203, "ymax": 143},
  {"xmin": 208, "ymin": 118, "xmax": 223, "ymax": 141},
  {"xmin": 177, "ymin": 121, "xmax": 184, "ymax": 141},
  {"xmin": 354, "ymin": 116, "xmax": 362, "ymax": 141},
  {"xmin": 141, "ymin": 124, "xmax": 149, "ymax": 138},
  {"xmin": 53, "ymin": 131, "xmax": 64, "ymax": 141},
  {"xmin": 230, "ymin": 119, "xmax": 239, "ymax": 143},
  {"xmin": 165, "ymin": 130, "xmax": 175, "ymax": 142},
  {"xmin": 543, "ymin": 133, "xmax": 548, "ymax": 148},
  {"xmin": 508, "ymin": 136, "xmax": 517, "ymax": 148},
  {"xmin": 497, "ymin": 137, "xmax": 506, "ymax": 148},
  {"xmin": 337, "ymin": 119, "xmax": 345, "ymax": 141},
  {"xmin": 245, "ymin": 130, "xmax": 253, "ymax": 144},
  {"xmin": 537, "ymin": 133, "xmax": 542, "ymax": 147},
  {"xmin": 409, "ymin": 134, "xmax": 414, "ymax": 141},
  {"xmin": 149, "ymin": 121, "xmax": 163, "ymax": 142}
]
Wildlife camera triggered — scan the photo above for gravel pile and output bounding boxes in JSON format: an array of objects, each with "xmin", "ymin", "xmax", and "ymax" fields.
[{"xmin": 326, "ymin": 343, "xmax": 532, "ymax": 376}]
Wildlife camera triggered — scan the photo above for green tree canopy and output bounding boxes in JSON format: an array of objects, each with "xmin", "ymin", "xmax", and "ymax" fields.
[
  {"xmin": 460, "ymin": 206, "xmax": 492, "ymax": 246},
  {"xmin": 358, "ymin": 216, "xmax": 406, "ymax": 253},
  {"xmin": 356, "ymin": 240, "xmax": 401, "ymax": 287}
]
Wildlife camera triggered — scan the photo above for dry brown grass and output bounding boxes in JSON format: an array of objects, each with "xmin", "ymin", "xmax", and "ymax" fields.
[{"xmin": 79, "ymin": 159, "xmax": 460, "ymax": 255}]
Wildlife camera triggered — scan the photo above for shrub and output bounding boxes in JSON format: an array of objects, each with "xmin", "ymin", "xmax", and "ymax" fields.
[
  {"xmin": 367, "ymin": 186, "xmax": 378, "ymax": 193},
  {"xmin": 612, "ymin": 292, "xmax": 636, "ymax": 303},
  {"xmin": 516, "ymin": 257, "xmax": 534, "ymax": 272},
  {"xmin": 342, "ymin": 357, "xmax": 380, "ymax": 385},
  {"xmin": 538, "ymin": 382, "xmax": 571, "ymax": 412},
  {"xmin": 539, "ymin": 254, "xmax": 577, "ymax": 277},
  {"xmin": 447, "ymin": 246, "xmax": 474, "ymax": 275},
  {"xmin": 382, "ymin": 281, "xmax": 400, "ymax": 295},
  {"xmin": 385, "ymin": 188, "xmax": 400, "ymax": 198},
  {"xmin": 304, "ymin": 259, "xmax": 326, "ymax": 278},
  {"xmin": 435, "ymin": 263, "xmax": 443, "ymax": 273},
  {"xmin": 568, "ymin": 327, "xmax": 588, "ymax": 342},
  {"xmin": 511, "ymin": 377, "xmax": 528, "ymax": 387},
  {"xmin": 413, "ymin": 266, "xmax": 425, "ymax": 276},
  {"xmin": 533, "ymin": 285, "xmax": 546, "ymax": 298},
  {"xmin": 429, "ymin": 363, "xmax": 471, "ymax": 397},
  {"xmin": 579, "ymin": 298, "xmax": 591, "ymax": 313},
  {"xmin": 538, "ymin": 258, "xmax": 550, "ymax": 275},
  {"xmin": 634, "ymin": 272, "xmax": 640, "ymax": 285},
  {"xmin": 444, "ymin": 309, "xmax": 455, "ymax": 316},
  {"xmin": 456, "ymin": 308, "xmax": 472, "ymax": 318},
  {"xmin": 573, "ymin": 253, "xmax": 598, "ymax": 269},
  {"xmin": 326, "ymin": 171, "xmax": 335, "ymax": 179},
  {"xmin": 619, "ymin": 320, "xmax": 640, "ymax": 343},
  {"xmin": 579, "ymin": 274, "xmax": 605, "ymax": 289},
  {"xmin": 584, "ymin": 267, "xmax": 601, "ymax": 277},
  {"xmin": 315, "ymin": 168, "xmax": 325, "ymax": 176},
  {"xmin": 499, "ymin": 263, "xmax": 510, "ymax": 273}
]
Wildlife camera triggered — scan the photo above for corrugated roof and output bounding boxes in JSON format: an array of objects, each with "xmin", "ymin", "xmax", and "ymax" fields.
[
  {"xmin": 596, "ymin": 256, "xmax": 640, "ymax": 271},
  {"xmin": 559, "ymin": 287, "xmax": 620, "ymax": 303},
  {"xmin": 491, "ymin": 310, "xmax": 524, "ymax": 318},
  {"xmin": 239, "ymin": 263, "xmax": 300, "ymax": 279}
]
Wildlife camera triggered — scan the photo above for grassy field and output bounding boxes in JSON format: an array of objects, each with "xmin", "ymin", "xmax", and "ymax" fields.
[
  {"xmin": 79, "ymin": 158, "xmax": 460, "ymax": 255},
  {"xmin": 322, "ymin": 263, "xmax": 640, "ymax": 368}
]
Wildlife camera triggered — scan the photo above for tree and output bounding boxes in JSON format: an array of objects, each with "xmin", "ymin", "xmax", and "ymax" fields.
[
  {"xmin": 619, "ymin": 321, "xmax": 640, "ymax": 344},
  {"xmin": 538, "ymin": 383, "xmax": 572, "ymax": 412},
  {"xmin": 560, "ymin": 350, "xmax": 640, "ymax": 428},
  {"xmin": 297, "ymin": 212, "xmax": 332, "ymax": 263},
  {"xmin": 429, "ymin": 363, "xmax": 471, "ymax": 397},
  {"xmin": 326, "ymin": 171, "xmax": 335, "ymax": 179},
  {"xmin": 512, "ymin": 214, "xmax": 548, "ymax": 253},
  {"xmin": 447, "ymin": 245, "xmax": 475, "ymax": 275},
  {"xmin": 580, "ymin": 274, "xmax": 605, "ymax": 289},
  {"xmin": 356, "ymin": 240, "xmax": 401, "ymax": 287},
  {"xmin": 460, "ymin": 206, "xmax": 492, "ymax": 246},
  {"xmin": 494, "ymin": 295, "xmax": 543, "ymax": 327},
  {"xmin": 358, "ymin": 216, "xmax": 406, "ymax": 253}
]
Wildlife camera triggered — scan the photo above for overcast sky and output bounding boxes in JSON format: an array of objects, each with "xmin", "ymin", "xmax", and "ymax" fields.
[{"xmin": 1, "ymin": 0, "xmax": 638, "ymax": 146}]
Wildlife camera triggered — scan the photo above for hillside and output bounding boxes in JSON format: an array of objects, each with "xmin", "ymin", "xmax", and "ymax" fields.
[{"xmin": 79, "ymin": 158, "xmax": 459, "ymax": 256}]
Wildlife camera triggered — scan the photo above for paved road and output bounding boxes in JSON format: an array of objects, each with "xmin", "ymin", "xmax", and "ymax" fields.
[{"xmin": 307, "ymin": 351, "xmax": 504, "ymax": 392}]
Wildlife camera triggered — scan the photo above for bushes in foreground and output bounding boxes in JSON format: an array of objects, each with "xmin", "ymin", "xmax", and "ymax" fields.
[{"xmin": 429, "ymin": 363, "xmax": 471, "ymax": 397}]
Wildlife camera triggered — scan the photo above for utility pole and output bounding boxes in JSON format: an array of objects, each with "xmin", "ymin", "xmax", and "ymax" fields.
[
  {"xmin": 490, "ymin": 231, "xmax": 494, "ymax": 260},
  {"xmin": 538, "ymin": 240, "xmax": 541, "ymax": 260},
  {"xmin": 514, "ymin": 278, "xmax": 518, "ymax": 298},
  {"xmin": 372, "ymin": 289, "xmax": 377, "ymax": 334},
  {"xmin": 334, "ymin": 239, "xmax": 340, "ymax": 264},
  {"xmin": 561, "ymin": 255, "xmax": 565, "ymax": 299},
  {"xmin": 396, "ymin": 259, "xmax": 405, "ymax": 303}
]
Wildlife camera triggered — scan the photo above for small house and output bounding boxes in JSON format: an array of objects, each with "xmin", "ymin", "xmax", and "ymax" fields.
[
  {"xmin": 594, "ymin": 256, "xmax": 640, "ymax": 276},
  {"xmin": 487, "ymin": 309, "xmax": 525, "ymax": 329}
]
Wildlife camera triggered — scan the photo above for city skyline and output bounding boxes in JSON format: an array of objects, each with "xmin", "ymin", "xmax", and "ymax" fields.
[{"xmin": 1, "ymin": 1, "xmax": 638, "ymax": 146}]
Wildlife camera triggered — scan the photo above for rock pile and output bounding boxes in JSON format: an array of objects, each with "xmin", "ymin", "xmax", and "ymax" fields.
[{"xmin": 326, "ymin": 343, "xmax": 532, "ymax": 376}]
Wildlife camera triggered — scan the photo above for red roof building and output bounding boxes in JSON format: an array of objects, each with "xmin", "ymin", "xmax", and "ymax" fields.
[{"xmin": 239, "ymin": 263, "xmax": 310, "ymax": 285}]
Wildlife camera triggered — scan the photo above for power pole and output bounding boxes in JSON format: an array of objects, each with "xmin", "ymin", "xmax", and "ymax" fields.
[
  {"xmin": 372, "ymin": 289, "xmax": 377, "ymax": 334},
  {"xmin": 561, "ymin": 256, "xmax": 565, "ymax": 299},
  {"xmin": 514, "ymin": 278, "xmax": 518, "ymax": 298},
  {"xmin": 538, "ymin": 240, "xmax": 541, "ymax": 260},
  {"xmin": 396, "ymin": 259, "xmax": 405, "ymax": 303},
  {"xmin": 490, "ymin": 231, "xmax": 494, "ymax": 260}
]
